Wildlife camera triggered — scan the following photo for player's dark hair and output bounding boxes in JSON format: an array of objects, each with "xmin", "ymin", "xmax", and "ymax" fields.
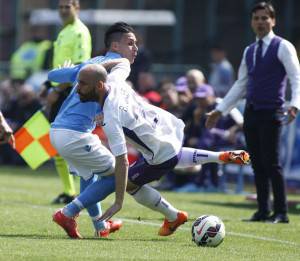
[
  {"xmin": 104, "ymin": 22, "xmax": 135, "ymax": 48},
  {"xmin": 251, "ymin": 2, "xmax": 275, "ymax": 18}
]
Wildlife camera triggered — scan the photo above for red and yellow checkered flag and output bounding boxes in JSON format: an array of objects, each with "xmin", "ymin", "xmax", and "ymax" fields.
[{"xmin": 15, "ymin": 110, "xmax": 57, "ymax": 169}]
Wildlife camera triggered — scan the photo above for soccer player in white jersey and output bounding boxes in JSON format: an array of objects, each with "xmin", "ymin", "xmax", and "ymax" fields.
[
  {"xmin": 54, "ymin": 61, "xmax": 250, "ymax": 238},
  {"xmin": 51, "ymin": 22, "xmax": 219, "ymax": 239},
  {"xmin": 50, "ymin": 22, "xmax": 137, "ymax": 238}
]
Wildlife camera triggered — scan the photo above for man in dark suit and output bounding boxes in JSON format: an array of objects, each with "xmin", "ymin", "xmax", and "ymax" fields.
[{"xmin": 206, "ymin": 2, "xmax": 300, "ymax": 223}]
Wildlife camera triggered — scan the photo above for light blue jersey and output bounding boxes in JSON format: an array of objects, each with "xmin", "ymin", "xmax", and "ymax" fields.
[{"xmin": 49, "ymin": 52, "xmax": 122, "ymax": 132}]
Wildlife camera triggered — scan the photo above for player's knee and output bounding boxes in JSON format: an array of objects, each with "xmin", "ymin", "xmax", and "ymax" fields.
[{"xmin": 126, "ymin": 180, "xmax": 139, "ymax": 194}]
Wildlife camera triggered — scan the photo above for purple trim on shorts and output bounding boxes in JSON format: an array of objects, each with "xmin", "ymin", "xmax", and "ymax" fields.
[
  {"xmin": 128, "ymin": 152, "xmax": 181, "ymax": 186},
  {"xmin": 123, "ymin": 127, "xmax": 154, "ymax": 157}
]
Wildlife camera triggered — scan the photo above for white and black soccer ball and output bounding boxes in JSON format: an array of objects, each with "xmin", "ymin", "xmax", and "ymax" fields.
[{"xmin": 191, "ymin": 215, "xmax": 225, "ymax": 247}]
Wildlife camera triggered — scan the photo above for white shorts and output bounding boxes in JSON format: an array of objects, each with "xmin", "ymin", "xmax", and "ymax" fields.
[{"xmin": 50, "ymin": 128, "xmax": 115, "ymax": 180}]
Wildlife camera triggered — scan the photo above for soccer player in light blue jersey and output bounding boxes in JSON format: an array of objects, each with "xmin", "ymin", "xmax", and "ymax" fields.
[
  {"xmin": 51, "ymin": 22, "xmax": 194, "ymax": 239},
  {"xmin": 50, "ymin": 21, "xmax": 199, "ymax": 239},
  {"xmin": 50, "ymin": 22, "xmax": 137, "ymax": 238}
]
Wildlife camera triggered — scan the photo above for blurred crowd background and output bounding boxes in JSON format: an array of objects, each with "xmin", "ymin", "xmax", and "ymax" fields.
[{"xmin": 1, "ymin": 0, "xmax": 300, "ymax": 193}]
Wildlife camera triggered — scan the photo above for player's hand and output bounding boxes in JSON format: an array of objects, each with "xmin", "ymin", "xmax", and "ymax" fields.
[
  {"xmin": 102, "ymin": 58, "xmax": 129, "ymax": 70},
  {"xmin": 286, "ymin": 106, "xmax": 298, "ymax": 124},
  {"xmin": 98, "ymin": 202, "xmax": 122, "ymax": 221},
  {"xmin": 205, "ymin": 110, "xmax": 222, "ymax": 129},
  {"xmin": 58, "ymin": 60, "xmax": 74, "ymax": 69}
]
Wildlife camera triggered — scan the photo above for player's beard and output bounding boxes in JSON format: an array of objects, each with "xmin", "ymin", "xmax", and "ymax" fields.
[{"xmin": 78, "ymin": 88, "xmax": 99, "ymax": 103}]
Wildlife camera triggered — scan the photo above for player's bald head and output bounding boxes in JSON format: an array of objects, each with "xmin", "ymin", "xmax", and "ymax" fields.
[
  {"xmin": 77, "ymin": 64, "xmax": 108, "ymax": 103},
  {"xmin": 79, "ymin": 64, "xmax": 108, "ymax": 83}
]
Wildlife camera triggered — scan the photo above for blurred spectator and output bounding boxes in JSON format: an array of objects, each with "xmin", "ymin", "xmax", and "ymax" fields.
[
  {"xmin": 208, "ymin": 45, "xmax": 235, "ymax": 97},
  {"xmin": 186, "ymin": 69, "xmax": 205, "ymax": 94},
  {"xmin": 181, "ymin": 69, "xmax": 206, "ymax": 124},
  {"xmin": 137, "ymin": 72, "xmax": 162, "ymax": 107},
  {"xmin": 10, "ymin": 26, "xmax": 52, "ymax": 83},
  {"xmin": 175, "ymin": 76, "xmax": 193, "ymax": 108},
  {"xmin": 159, "ymin": 80, "xmax": 182, "ymax": 118},
  {"xmin": 0, "ymin": 80, "xmax": 13, "ymax": 110},
  {"xmin": 177, "ymin": 84, "xmax": 244, "ymax": 192},
  {"xmin": 151, "ymin": 79, "xmax": 185, "ymax": 191},
  {"xmin": 2, "ymin": 84, "xmax": 42, "ymax": 131}
]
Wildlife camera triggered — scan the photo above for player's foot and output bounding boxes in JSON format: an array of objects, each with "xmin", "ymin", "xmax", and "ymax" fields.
[
  {"xmin": 158, "ymin": 211, "xmax": 188, "ymax": 236},
  {"xmin": 96, "ymin": 220, "xmax": 123, "ymax": 238},
  {"xmin": 219, "ymin": 150, "xmax": 250, "ymax": 165},
  {"xmin": 52, "ymin": 209, "xmax": 82, "ymax": 239},
  {"xmin": 52, "ymin": 193, "xmax": 75, "ymax": 204}
]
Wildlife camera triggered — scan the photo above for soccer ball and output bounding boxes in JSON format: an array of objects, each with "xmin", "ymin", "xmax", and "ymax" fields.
[{"xmin": 191, "ymin": 215, "xmax": 225, "ymax": 247}]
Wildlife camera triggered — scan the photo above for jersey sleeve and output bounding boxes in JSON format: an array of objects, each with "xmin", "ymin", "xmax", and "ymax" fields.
[
  {"xmin": 48, "ymin": 64, "xmax": 83, "ymax": 83},
  {"xmin": 108, "ymin": 60, "xmax": 131, "ymax": 82},
  {"xmin": 103, "ymin": 110, "xmax": 127, "ymax": 157}
]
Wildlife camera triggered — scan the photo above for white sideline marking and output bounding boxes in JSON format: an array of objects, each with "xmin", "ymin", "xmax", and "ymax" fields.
[{"xmin": 5, "ymin": 201, "xmax": 299, "ymax": 247}]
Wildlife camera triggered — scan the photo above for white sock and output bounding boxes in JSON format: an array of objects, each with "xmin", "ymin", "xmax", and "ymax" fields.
[
  {"xmin": 131, "ymin": 185, "xmax": 178, "ymax": 221},
  {"xmin": 175, "ymin": 147, "xmax": 221, "ymax": 168}
]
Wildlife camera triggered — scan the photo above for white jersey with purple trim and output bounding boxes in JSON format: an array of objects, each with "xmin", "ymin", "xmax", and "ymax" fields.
[{"xmin": 103, "ymin": 74, "xmax": 185, "ymax": 165}]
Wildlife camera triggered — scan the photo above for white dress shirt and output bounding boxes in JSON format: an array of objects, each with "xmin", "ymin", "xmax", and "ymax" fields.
[{"xmin": 216, "ymin": 30, "xmax": 300, "ymax": 115}]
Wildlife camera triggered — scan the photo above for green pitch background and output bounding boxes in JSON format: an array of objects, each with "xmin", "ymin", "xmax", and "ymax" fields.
[{"xmin": 0, "ymin": 166, "xmax": 299, "ymax": 260}]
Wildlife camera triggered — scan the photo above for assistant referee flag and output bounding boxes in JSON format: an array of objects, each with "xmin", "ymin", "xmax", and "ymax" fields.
[{"xmin": 14, "ymin": 110, "xmax": 57, "ymax": 169}]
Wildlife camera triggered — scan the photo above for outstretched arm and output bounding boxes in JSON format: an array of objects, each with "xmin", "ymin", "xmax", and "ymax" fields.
[
  {"xmin": 48, "ymin": 63, "xmax": 83, "ymax": 84},
  {"xmin": 98, "ymin": 153, "xmax": 129, "ymax": 221},
  {"xmin": 103, "ymin": 58, "xmax": 131, "ymax": 82},
  {"xmin": 97, "ymin": 108, "xmax": 129, "ymax": 221}
]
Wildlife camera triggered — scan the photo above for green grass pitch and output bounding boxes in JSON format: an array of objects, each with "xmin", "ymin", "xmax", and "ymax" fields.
[{"xmin": 0, "ymin": 166, "xmax": 299, "ymax": 260}]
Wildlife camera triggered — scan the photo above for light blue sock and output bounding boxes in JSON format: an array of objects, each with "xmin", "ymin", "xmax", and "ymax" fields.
[
  {"xmin": 80, "ymin": 176, "xmax": 102, "ymax": 216},
  {"xmin": 77, "ymin": 175, "xmax": 115, "ymax": 207},
  {"xmin": 63, "ymin": 176, "xmax": 101, "ymax": 218},
  {"xmin": 80, "ymin": 176, "xmax": 106, "ymax": 231},
  {"xmin": 62, "ymin": 198, "xmax": 83, "ymax": 217},
  {"xmin": 63, "ymin": 175, "xmax": 115, "ymax": 232}
]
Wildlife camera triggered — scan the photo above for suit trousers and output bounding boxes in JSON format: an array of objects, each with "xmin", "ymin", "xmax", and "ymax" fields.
[{"xmin": 243, "ymin": 105, "xmax": 287, "ymax": 214}]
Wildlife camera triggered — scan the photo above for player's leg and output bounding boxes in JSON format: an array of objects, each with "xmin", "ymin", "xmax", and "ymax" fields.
[
  {"xmin": 64, "ymin": 133, "xmax": 123, "ymax": 237},
  {"xmin": 127, "ymin": 157, "xmax": 188, "ymax": 236},
  {"xmin": 51, "ymin": 130, "xmax": 121, "ymax": 238},
  {"xmin": 80, "ymin": 176, "xmax": 106, "ymax": 233},
  {"xmin": 53, "ymin": 174, "xmax": 123, "ymax": 238},
  {"xmin": 175, "ymin": 147, "xmax": 250, "ymax": 169},
  {"xmin": 53, "ymin": 175, "xmax": 118, "ymax": 238}
]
